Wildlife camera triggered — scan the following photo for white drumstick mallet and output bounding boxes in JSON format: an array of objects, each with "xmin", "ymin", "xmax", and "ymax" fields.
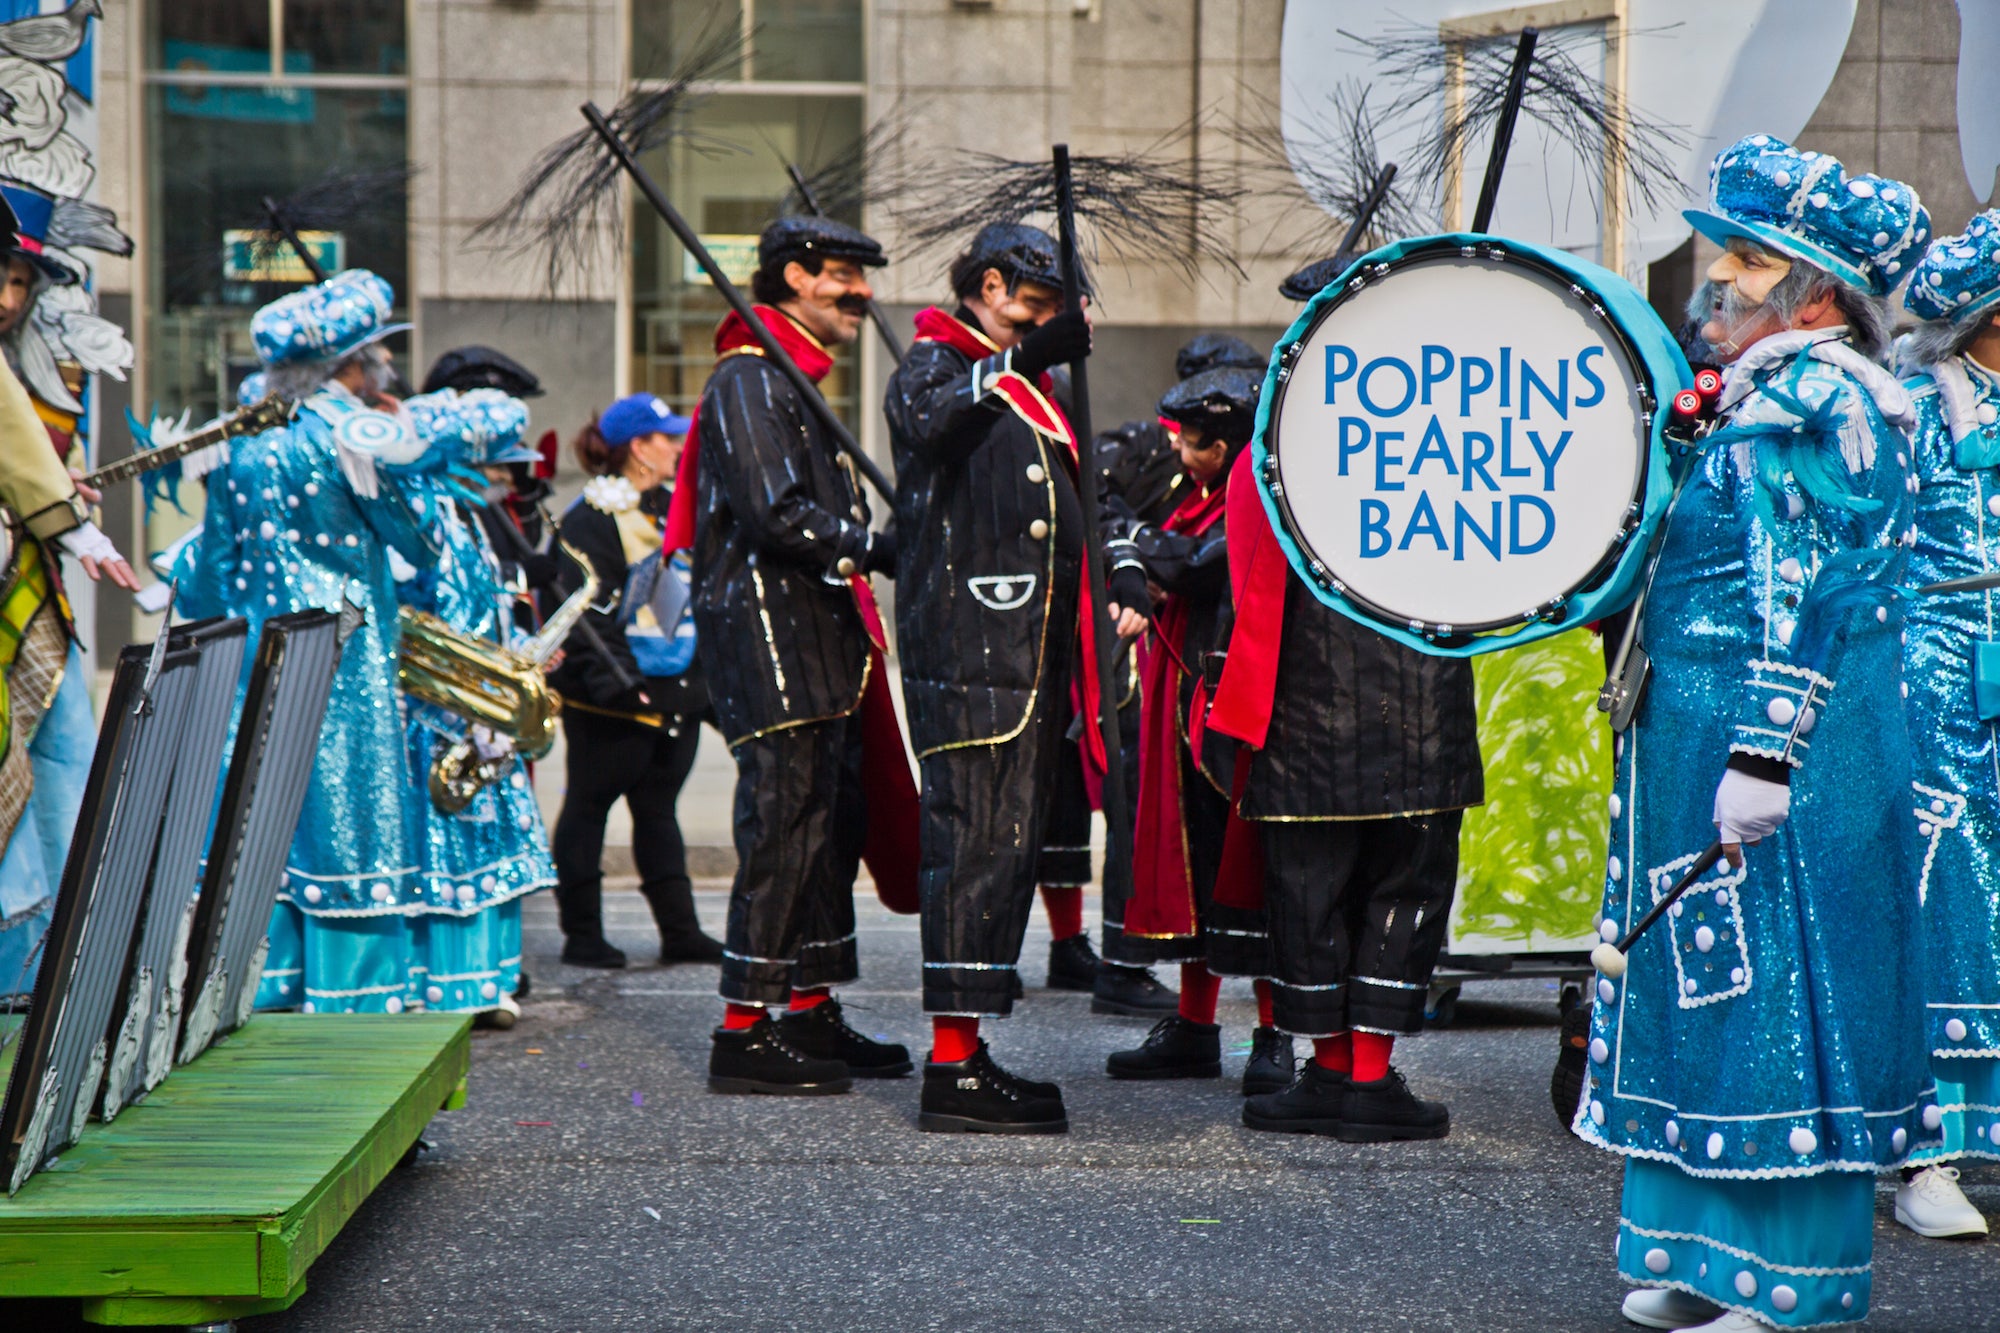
[{"xmin": 1591, "ymin": 841, "xmax": 1726, "ymax": 979}]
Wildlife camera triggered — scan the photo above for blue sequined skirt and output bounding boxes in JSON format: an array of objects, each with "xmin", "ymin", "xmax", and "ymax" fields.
[{"xmin": 1619, "ymin": 1157, "xmax": 1873, "ymax": 1327}]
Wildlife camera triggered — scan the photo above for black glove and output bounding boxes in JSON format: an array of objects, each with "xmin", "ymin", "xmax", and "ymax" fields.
[
  {"xmin": 1011, "ymin": 308, "xmax": 1092, "ymax": 382},
  {"xmin": 619, "ymin": 683, "xmax": 657, "ymax": 714},
  {"xmin": 864, "ymin": 525, "xmax": 898, "ymax": 577},
  {"xmin": 1107, "ymin": 563, "xmax": 1151, "ymax": 618}
]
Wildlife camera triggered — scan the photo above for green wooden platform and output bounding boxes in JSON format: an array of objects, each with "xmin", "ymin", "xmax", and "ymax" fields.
[{"xmin": 0, "ymin": 1012, "xmax": 470, "ymax": 1326}]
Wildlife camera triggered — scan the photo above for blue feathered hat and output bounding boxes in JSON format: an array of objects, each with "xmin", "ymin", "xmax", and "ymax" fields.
[
  {"xmin": 250, "ymin": 268, "xmax": 410, "ymax": 368},
  {"xmin": 1684, "ymin": 135, "xmax": 1930, "ymax": 296},
  {"xmin": 406, "ymin": 388, "xmax": 535, "ymax": 467},
  {"xmin": 1905, "ymin": 210, "xmax": 2000, "ymax": 324}
]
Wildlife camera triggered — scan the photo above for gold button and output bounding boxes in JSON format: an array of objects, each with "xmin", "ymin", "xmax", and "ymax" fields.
[
  {"xmin": 1026, "ymin": 463, "xmax": 1046, "ymax": 484},
  {"xmin": 1028, "ymin": 519, "xmax": 1049, "ymax": 540},
  {"xmin": 836, "ymin": 556, "xmax": 857, "ymax": 577}
]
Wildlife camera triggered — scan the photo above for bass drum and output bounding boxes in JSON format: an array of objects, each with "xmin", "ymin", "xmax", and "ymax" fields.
[{"xmin": 1254, "ymin": 234, "xmax": 1690, "ymax": 655}]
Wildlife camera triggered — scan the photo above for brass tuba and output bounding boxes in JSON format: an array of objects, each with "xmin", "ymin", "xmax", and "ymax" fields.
[{"xmin": 396, "ymin": 536, "xmax": 600, "ymax": 813}]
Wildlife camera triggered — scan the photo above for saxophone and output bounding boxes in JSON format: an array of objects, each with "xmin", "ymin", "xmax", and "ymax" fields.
[{"xmin": 397, "ymin": 535, "xmax": 600, "ymax": 814}]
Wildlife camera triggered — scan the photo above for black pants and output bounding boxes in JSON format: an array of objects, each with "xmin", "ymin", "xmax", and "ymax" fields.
[
  {"xmin": 719, "ymin": 714, "xmax": 865, "ymax": 1005},
  {"xmin": 920, "ymin": 680, "xmax": 1070, "ymax": 1017},
  {"xmin": 552, "ymin": 707, "xmax": 704, "ymax": 946},
  {"xmin": 1258, "ymin": 812, "xmax": 1462, "ymax": 1037},
  {"xmin": 1184, "ymin": 756, "xmax": 1274, "ymax": 979}
]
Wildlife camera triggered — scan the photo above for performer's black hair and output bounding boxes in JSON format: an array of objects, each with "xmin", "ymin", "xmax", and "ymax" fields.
[
  {"xmin": 750, "ymin": 253, "xmax": 827, "ymax": 305},
  {"xmin": 573, "ymin": 416, "xmax": 632, "ymax": 478}
]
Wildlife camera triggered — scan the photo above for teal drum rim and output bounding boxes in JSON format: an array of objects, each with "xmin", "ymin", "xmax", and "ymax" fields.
[{"xmin": 1251, "ymin": 233, "xmax": 1693, "ymax": 658}]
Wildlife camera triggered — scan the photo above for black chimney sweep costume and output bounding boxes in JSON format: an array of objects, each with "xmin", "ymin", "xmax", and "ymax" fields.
[
  {"xmin": 1208, "ymin": 433, "xmax": 1483, "ymax": 1140},
  {"xmin": 664, "ymin": 216, "xmax": 918, "ymax": 1095},
  {"xmin": 888, "ymin": 222, "xmax": 1101, "ymax": 1133},
  {"xmin": 1101, "ymin": 367, "xmax": 1290, "ymax": 1094}
]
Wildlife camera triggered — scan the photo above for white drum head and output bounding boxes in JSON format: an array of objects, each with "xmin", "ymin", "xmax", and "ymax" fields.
[{"xmin": 1270, "ymin": 252, "xmax": 1649, "ymax": 631}]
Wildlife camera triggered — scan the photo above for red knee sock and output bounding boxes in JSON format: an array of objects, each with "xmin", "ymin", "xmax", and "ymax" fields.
[
  {"xmin": 1351, "ymin": 1031, "xmax": 1395, "ymax": 1083},
  {"xmin": 932, "ymin": 1015, "xmax": 981, "ymax": 1064},
  {"xmin": 1040, "ymin": 885, "xmax": 1084, "ymax": 941},
  {"xmin": 1253, "ymin": 978, "xmax": 1275, "ymax": 1029},
  {"xmin": 1312, "ymin": 1032, "xmax": 1352, "ymax": 1073},
  {"xmin": 788, "ymin": 987, "xmax": 831, "ymax": 1012},
  {"xmin": 722, "ymin": 1002, "xmax": 763, "ymax": 1031},
  {"xmin": 1178, "ymin": 961, "xmax": 1222, "ymax": 1025}
]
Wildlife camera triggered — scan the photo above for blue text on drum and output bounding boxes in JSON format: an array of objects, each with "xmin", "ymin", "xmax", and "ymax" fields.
[{"xmin": 1324, "ymin": 343, "xmax": 1608, "ymax": 560}]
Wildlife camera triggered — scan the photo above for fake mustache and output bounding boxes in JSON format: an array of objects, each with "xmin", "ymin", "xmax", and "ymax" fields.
[
  {"xmin": 1688, "ymin": 279, "xmax": 1763, "ymax": 329},
  {"xmin": 834, "ymin": 294, "xmax": 871, "ymax": 315}
]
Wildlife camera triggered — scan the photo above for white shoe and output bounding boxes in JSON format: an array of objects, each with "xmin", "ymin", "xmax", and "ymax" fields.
[
  {"xmin": 1682, "ymin": 1313, "xmax": 1773, "ymax": 1332},
  {"xmin": 1622, "ymin": 1288, "xmax": 1723, "ymax": 1329},
  {"xmin": 1894, "ymin": 1164, "xmax": 1989, "ymax": 1238}
]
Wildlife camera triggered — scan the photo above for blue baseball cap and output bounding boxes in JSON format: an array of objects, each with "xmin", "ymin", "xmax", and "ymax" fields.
[{"xmin": 598, "ymin": 393, "xmax": 691, "ymax": 447}]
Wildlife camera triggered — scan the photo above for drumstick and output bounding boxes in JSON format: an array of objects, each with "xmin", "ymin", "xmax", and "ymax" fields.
[
  {"xmin": 1917, "ymin": 569, "xmax": 2000, "ymax": 596},
  {"xmin": 1590, "ymin": 841, "xmax": 1725, "ymax": 980}
]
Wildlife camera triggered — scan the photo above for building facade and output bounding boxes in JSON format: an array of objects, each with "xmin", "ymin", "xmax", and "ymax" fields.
[{"xmin": 82, "ymin": 0, "xmax": 1989, "ymax": 655}]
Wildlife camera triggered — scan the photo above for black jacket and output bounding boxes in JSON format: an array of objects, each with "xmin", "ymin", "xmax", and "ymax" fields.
[
  {"xmin": 1116, "ymin": 502, "xmax": 1233, "ymax": 787},
  {"xmin": 474, "ymin": 486, "xmax": 562, "ymax": 636},
  {"xmin": 1240, "ymin": 580, "xmax": 1484, "ymax": 820},
  {"xmin": 886, "ymin": 322, "xmax": 1084, "ymax": 757},
  {"xmin": 692, "ymin": 350, "xmax": 880, "ymax": 746},
  {"xmin": 549, "ymin": 486, "xmax": 708, "ymax": 721}
]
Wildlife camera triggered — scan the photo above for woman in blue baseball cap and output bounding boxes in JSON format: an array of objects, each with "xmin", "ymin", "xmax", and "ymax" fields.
[{"xmin": 546, "ymin": 393, "xmax": 721, "ymax": 969}]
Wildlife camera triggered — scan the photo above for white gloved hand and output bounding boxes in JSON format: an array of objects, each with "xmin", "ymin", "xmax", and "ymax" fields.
[
  {"xmin": 1713, "ymin": 766, "xmax": 1791, "ymax": 846},
  {"xmin": 56, "ymin": 520, "xmax": 121, "ymax": 564}
]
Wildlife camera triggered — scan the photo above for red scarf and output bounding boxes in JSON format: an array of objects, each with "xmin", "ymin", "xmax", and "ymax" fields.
[
  {"xmin": 662, "ymin": 305, "xmax": 919, "ymax": 913},
  {"xmin": 912, "ymin": 308, "xmax": 1113, "ymax": 789}
]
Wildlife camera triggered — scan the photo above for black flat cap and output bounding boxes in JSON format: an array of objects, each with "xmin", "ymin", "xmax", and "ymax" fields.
[
  {"xmin": 1158, "ymin": 365, "xmax": 1264, "ymax": 446},
  {"xmin": 422, "ymin": 345, "xmax": 544, "ymax": 398},
  {"xmin": 758, "ymin": 215, "xmax": 887, "ymax": 270},
  {"xmin": 1278, "ymin": 251, "xmax": 1360, "ymax": 304},
  {"xmin": 1175, "ymin": 333, "xmax": 1265, "ymax": 382}
]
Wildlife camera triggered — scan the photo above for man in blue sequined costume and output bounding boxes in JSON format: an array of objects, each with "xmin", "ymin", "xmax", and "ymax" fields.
[
  {"xmin": 1576, "ymin": 137, "xmax": 1936, "ymax": 1331},
  {"xmin": 178, "ymin": 269, "xmax": 442, "ymax": 1016},
  {"xmin": 396, "ymin": 388, "xmax": 556, "ymax": 1025},
  {"xmin": 1891, "ymin": 211, "xmax": 2000, "ymax": 1242}
]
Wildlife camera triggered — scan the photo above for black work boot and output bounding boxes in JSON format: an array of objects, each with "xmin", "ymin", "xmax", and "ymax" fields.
[
  {"xmin": 561, "ymin": 935, "xmax": 627, "ymax": 969},
  {"xmin": 777, "ymin": 999, "xmax": 913, "ymax": 1078},
  {"xmin": 919, "ymin": 1042, "xmax": 1067, "ymax": 1134},
  {"xmin": 1091, "ymin": 961, "xmax": 1179, "ymax": 1016},
  {"xmin": 1240, "ymin": 1026, "xmax": 1296, "ymax": 1097},
  {"xmin": 659, "ymin": 931, "xmax": 725, "ymax": 964},
  {"xmin": 1047, "ymin": 934, "xmax": 1100, "ymax": 991},
  {"xmin": 1340, "ymin": 1066, "xmax": 1450, "ymax": 1142},
  {"xmin": 708, "ymin": 1017, "xmax": 852, "ymax": 1095},
  {"xmin": 1106, "ymin": 1015, "xmax": 1222, "ymax": 1080},
  {"xmin": 1242, "ymin": 1058, "xmax": 1349, "ymax": 1136}
]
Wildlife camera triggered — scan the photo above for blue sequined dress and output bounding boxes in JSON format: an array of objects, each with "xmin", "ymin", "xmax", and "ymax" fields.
[
  {"xmin": 395, "ymin": 482, "xmax": 554, "ymax": 1012},
  {"xmin": 1901, "ymin": 353, "xmax": 2000, "ymax": 1164},
  {"xmin": 1575, "ymin": 332, "xmax": 1935, "ymax": 1327},
  {"xmin": 178, "ymin": 384, "xmax": 437, "ymax": 1014}
]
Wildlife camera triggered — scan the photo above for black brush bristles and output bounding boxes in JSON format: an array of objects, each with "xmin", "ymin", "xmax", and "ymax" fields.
[
  {"xmin": 777, "ymin": 100, "xmax": 927, "ymax": 222},
  {"xmin": 247, "ymin": 164, "xmax": 420, "ymax": 273},
  {"xmin": 891, "ymin": 122, "xmax": 1244, "ymax": 285},
  {"xmin": 1231, "ymin": 80, "xmax": 1423, "ymax": 259},
  {"xmin": 470, "ymin": 25, "xmax": 745, "ymax": 296},
  {"xmin": 1343, "ymin": 21, "xmax": 1687, "ymax": 225}
]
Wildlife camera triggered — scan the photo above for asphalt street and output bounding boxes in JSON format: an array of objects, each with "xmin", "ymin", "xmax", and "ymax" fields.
[{"xmin": 52, "ymin": 886, "xmax": 2000, "ymax": 1332}]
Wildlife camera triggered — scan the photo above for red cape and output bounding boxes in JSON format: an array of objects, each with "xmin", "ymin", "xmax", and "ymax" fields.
[
  {"xmin": 663, "ymin": 305, "xmax": 921, "ymax": 913},
  {"xmin": 1197, "ymin": 448, "xmax": 1289, "ymax": 913}
]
